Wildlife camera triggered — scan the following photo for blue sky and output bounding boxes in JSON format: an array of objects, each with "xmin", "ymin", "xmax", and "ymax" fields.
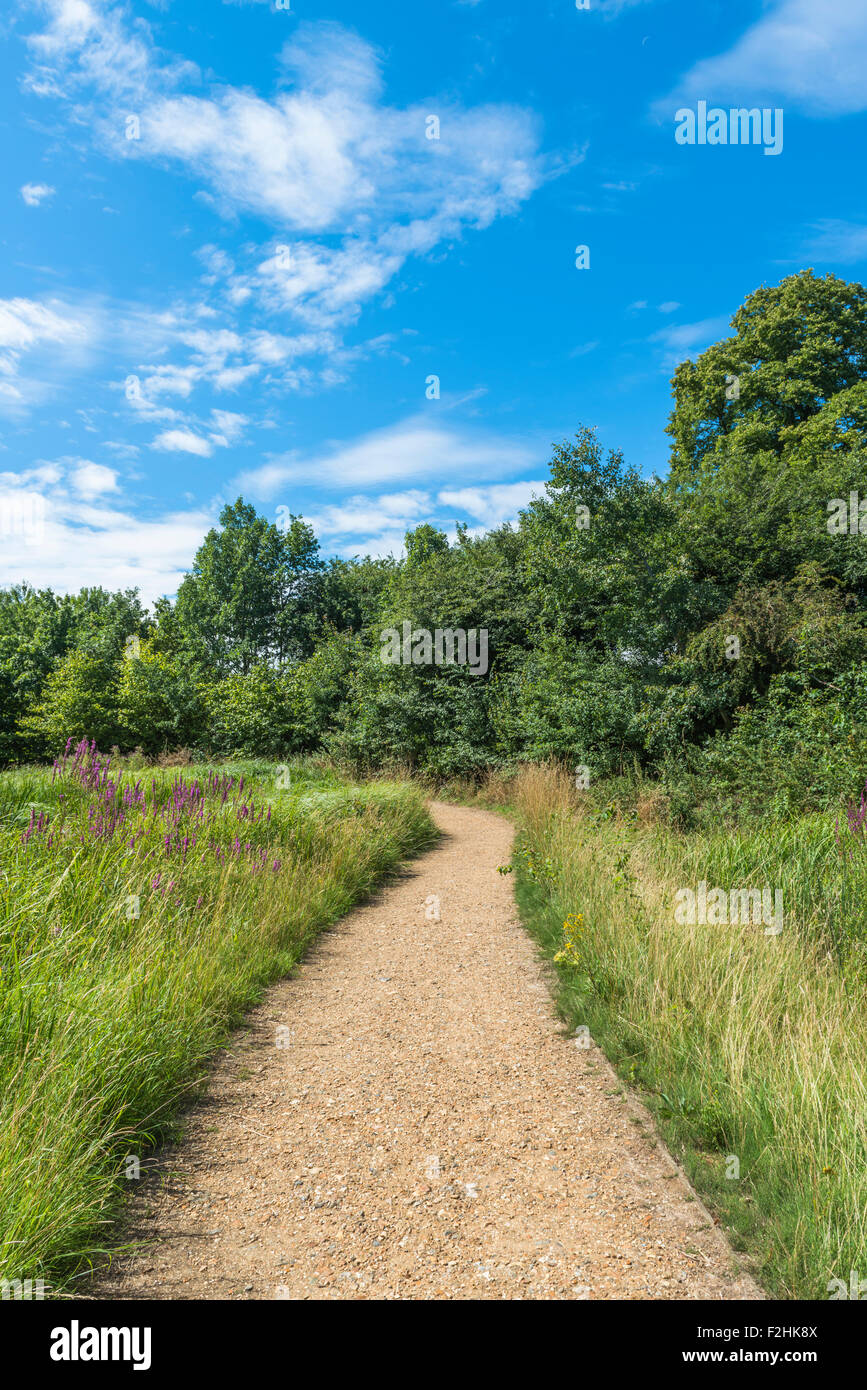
[{"xmin": 1, "ymin": 0, "xmax": 866, "ymax": 603}]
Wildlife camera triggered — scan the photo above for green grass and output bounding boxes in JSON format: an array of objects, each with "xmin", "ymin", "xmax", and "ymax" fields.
[
  {"xmin": 510, "ymin": 764, "xmax": 867, "ymax": 1300},
  {"xmin": 0, "ymin": 749, "xmax": 435, "ymax": 1296},
  {"xmin": 646, "ymin": 812, "xmax": 866, "ymax": 973}
]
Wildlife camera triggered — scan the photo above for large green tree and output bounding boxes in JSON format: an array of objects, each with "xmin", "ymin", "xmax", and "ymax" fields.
[
  {"xmin": 1, "ymin": 584, "xmax": 148, "ymax": 762},
  {"xmin": 666, "ymin": 269, "xmax": 867, "ymax": 591},
  {"xmin": 173, "ymin": 498, "xmax": 322, "ymax": 674},
  {"xmin": 331, "ymin": 523, "xmax": 533, "ymax": 777}
]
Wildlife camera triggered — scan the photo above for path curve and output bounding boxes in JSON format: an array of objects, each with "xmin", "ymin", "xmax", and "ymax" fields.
[{"xmin": 96, "ymin": 802, "xmax": 760, "ymax": 1301}]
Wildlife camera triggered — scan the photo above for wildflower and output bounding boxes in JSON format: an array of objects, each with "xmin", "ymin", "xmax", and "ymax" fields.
[{"xmin": 554, "ymin": 912, "xmax": 585, "ymax": 967}]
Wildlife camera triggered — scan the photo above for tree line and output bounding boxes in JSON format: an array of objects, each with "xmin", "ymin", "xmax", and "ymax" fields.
[{"xmin": 3, "ymin": 270, "xmax": 867, "ymax": 818}]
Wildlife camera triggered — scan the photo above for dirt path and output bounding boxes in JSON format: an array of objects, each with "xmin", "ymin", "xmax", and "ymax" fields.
[{"xmin": 95, "ymin": 802, "xmax": 760, "ymax": 1301}]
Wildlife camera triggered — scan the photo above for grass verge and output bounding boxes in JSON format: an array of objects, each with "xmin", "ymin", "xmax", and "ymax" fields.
[
  {"xmin": 0, "ymin": 746, "xmax": 435, "ymax": 1296},
  {"xmin": 509, "ymin": 763, "xmax": 866, "ymax": 1300}
]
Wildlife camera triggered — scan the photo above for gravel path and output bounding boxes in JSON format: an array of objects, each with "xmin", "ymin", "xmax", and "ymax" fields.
[{"xmin": 95, "ymin": 802, "xmax": 761, "ymax": 1301}]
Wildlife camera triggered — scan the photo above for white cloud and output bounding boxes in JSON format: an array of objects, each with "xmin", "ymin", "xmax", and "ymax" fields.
[
  {"xmin": 235, "ymin": 415, "xmax": 541, "ymax": 496},
  {"xmin": 151, "ymin": 427, "xmax": 213, "ymax": 456},
  {"xmin": 0, "ymin": 493, "xmax": 213, "ymax": 604},
  {"xmin": 208, "ymin": 409, "xmax": 247, "ymax": 446},
  {"xmin": 301, "ymin": 490, "xmax": 432, "ymax": 539},
  {"xmin": 0, "ymin": 456, "xmax": 546, "ymax": 596},
  {"xmin": 655, "ymin": 0, "xmax": 867, "ymax": 118},
  {"xmin": 0, "ymin": 456, "xmax": 213, "ymax": 603},
  {"xmin": 0, "ymin": 297, "xmax": 93, "ymax": 409},
  {"xmin": 138, "ymin": 365, "xmax": 200, "ymax": 399},
  {"xmin": 70, "ymin": 460, "xmax": 119, "ymax": 497},
  {"xmin": 25, "ymin": 0, "xmax": 197, "ymax": 101},
  {"xmin": 21, "ymin": 182, "xmax": 55, "ymax": 206},
  {"xmin": 24, "ymin": 7, "xmax": 549, "ymax": 333},
  {"xmin": 11, "ymin": 6, "xmax": 558, "ymax": 459},
  {"xmin": 177, "ymin": 328, "xmax": 244, "ymax": 365},
  {"xmin": 10, "ymin": 5, "xmax": 559, "ymax": 443},
  {"xmin": 105, "ymin": 311, "xmax": 353, "ymax": 438},
  {"xmin": 292, "ymin": 479, "xmax": 544, "ymax": 561},
  {"xmin": 340, "ymin": 527, "xmax": 415, "ymax": 560},
  {"xmin": 0, "ymin": 462, "xmax": 64, "ymax": 490},
  {"xmin": 213, "ymin": 363, "xmax": 261, "ymax": 391},
  {"xmin": 437, "ymin": 481, "xmax": 545, "ymax": 527},
  {"xmin": 0, "ymin": 297, "xmax": 87, "ymax": 353},
  {"xmin": 27, "ymin": 0, "xmax": 99, "ymax": 60},
  {"xmin": 649, "ymin": 314, "xmax": 731, "ymax": 367}
]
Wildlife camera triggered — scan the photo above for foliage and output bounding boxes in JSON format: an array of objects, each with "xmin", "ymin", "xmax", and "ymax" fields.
[
  {"xmin": 17, "ymin": 650, "xmax": 122, "ymax": 757},
  {"xmin": 3, "ymin": 270, "xmax": 867, "ymax": 813},
  {"xmin": 117, "ymin": 642, "xmax": 208, "ymax": 755},
  {"xmin": 173, "ymin": 497, "xmax": 323, "ymax": 675}
]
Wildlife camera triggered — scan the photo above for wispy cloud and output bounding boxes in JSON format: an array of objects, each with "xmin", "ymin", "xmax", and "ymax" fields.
[
  {"xmin": 17, "ymin": 1, "xmax": 557, "ymax": 445},
  {"xmin": 654, "ymin": 0, "xmax": 867, "ymax": 118},
  {"xmin": 236, "ymin": 415, "xmax": 541, "ymax": 496},
  {"xmin": 208, "ymin": 409, "xmax": 248, "ymax": 446},
  {"xmin": 294, "ymin": 479, "xmax": 545, "ymax": 559},
  {"xmin": 151, "ymin": 427, "xmax": 213, "ymax": 457},
  {"xmin": 301, "ymin": 490, "xmax": 433, "ymax": 542},
  {"xmin": 24, "ymin": 6, "xmax": 550, "ymax": 337},
  {"xmin": 20, "ymin": 182, "xmax": 55, "ymax": 206},
  {"xmin": 649, "ymin": 315, "xmax": 731, "ymax": 368},
  {"xmin": 592, "ymin": 0, "xmax": 658, "ymax": 14},
  {"xmin": 799, "ymin": 219, "xmax": 867, "ymax": 265},
  {"xmin": 0, "ymin": 297, "xmax": 94, "ymax": 409}
]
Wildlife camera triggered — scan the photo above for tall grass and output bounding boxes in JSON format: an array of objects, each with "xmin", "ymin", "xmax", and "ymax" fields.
[
  {"xmin": 0, "ymin": 745, "xmax": 434, "ymax": 1295},
  {"xmin": 512, "ymin": 764, "xmax": 867, "ymax": 1299}
]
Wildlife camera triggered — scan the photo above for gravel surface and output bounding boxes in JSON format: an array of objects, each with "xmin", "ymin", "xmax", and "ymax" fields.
[{"xmin": 94, "ymin": 801, "xmax": 762, "ymax": 1301}]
